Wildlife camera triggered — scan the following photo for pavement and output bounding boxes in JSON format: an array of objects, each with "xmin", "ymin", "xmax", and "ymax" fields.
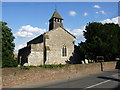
[{"xmin": 2, "ymin": 69, "xmax": 120, "ymax": 90}]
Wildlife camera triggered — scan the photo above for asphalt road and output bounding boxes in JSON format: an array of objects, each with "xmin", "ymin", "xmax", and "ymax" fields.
[
  {"xmin": 3, "ymin": 69, "xmax": 120, "ymax": 90},
  {"xmin": 38, "ymin": 69, "xmax": 120, "ymax": 89}
]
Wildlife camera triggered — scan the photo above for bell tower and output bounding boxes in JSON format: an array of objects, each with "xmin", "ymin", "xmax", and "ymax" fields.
[{"xmin": 49, "ymin": 10, "xmax": 64, "ymax": 31}]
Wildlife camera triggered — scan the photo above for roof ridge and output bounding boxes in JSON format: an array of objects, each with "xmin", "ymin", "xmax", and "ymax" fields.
[{"xmin": 45, "ymin": 27, "xmax": 76, "ymax": 38}]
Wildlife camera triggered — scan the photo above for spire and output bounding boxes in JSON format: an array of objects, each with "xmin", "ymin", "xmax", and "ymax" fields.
[
  {"xmin": 49, "ymin": 10, "xmax": 63, "ymax": 20},
  {"xmin": 49, "ymin": 10, "xmax": 64, "ymax": 31}
]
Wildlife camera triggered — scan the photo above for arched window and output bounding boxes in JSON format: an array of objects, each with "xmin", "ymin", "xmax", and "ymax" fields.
[{"xmin": 62, "ymin": 45, "xmax": 67, "ymax": 57}]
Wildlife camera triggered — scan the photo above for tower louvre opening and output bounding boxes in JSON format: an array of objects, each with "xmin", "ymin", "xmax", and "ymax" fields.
[{"xmin": 49, "ymin": 10, "xmax": 64, "ymax": 31}]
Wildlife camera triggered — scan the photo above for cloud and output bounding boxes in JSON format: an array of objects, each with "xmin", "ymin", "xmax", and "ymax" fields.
[
  {"xmin": 101, "ymin": 17, "xmax": 119, "ymax": 24},
  {"xmin": 66, "ymin": 27, "xmax": 85, "ymax": 44},
  {"xmin": 15, "ymin": 25, "xmax": 46, "ymax": 38},
  {"xmin": 93, "ymin": 5, "xmax": 101, "ymax": 8},
  {"xmin": 45, "ymin": 22, "xmax": 49, "ymax": 27},
  {"xmin": 15, "ymin": 43, "xmax": 26, "ymax": 52},
  {"xmin": 96, "ymin": 12, "xmax": 99, "ymax": 14},
  {"xmin": 19, "ymin": 25, "xmax": 46, "ymax": 33},
  {"xmin": 95, "ymin": 10, "xmax": 106, "ymax": 15},
  {"xmin": 72, "ymin": 29, "xmax": 84, "ymax": 36},
  {"xmin": 100, "ymin": 10, "xmax": 106, "ymax": 14},
  {"xmin": 15, "ymin": 31, "xmax": 33, "ymax": 38},
  {"xmin": 72, "ymin": 28, "xmax": 85, "ymax": 44},
  {"xmin": 69, "ymin": 11, "xmax": 76, "ymax": 16},
  {"xmin": 83, "ymin": 12, "xmax": 88, "ymax": 16}
]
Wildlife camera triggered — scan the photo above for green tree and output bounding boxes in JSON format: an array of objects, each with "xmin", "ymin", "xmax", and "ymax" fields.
[
  {"xmin": 79, "ymin": 22, "xmax": 120, "ymax": 62},
  {"xmin": 1, "ymin": 21, "xmax": 17, "ymax": 67}
]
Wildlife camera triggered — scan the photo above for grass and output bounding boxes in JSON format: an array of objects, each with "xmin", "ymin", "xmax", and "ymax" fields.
[
  {"xmin": 38, "ymin": 64, "xmax": 66, "ymax": 68},
  {"xmin": 19, "ymin": 64, "xmax": 67, "ymax": 70},
  {"xmin": 20, "ymin": 66, "xmax": 30, "ymax": 70}
]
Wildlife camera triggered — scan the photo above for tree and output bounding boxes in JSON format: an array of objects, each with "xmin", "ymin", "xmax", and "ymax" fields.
[
  {"xmin": 79, "ymin": 22, "xmax": 120, "ymax": 62},
  {"xmin": 1, "ymin": 21, "xmax": 17, "ymax": 67}
]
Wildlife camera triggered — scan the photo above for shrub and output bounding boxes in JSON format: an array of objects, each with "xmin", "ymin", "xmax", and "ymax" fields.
[
  {"xmin": 39, "ymin": 64, "xmax": 66, "ymax": 68},
  {"xmin": 20, "ymin": 66, "xmax": 30, "ymax": 70}
]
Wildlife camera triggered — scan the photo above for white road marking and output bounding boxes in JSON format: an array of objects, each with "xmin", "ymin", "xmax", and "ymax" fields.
[{"xmin": 85, "ymin": 80, "xmax": 111, "ymax": 88}]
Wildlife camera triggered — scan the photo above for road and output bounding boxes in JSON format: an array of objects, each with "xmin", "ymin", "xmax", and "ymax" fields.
[
  {"xmin": 2, "ymin": 69, "xmax": 120, "ymax": 90},
  {"xmin": 38, "ymin": 69, "xmax": 120, "ymax": 89}
]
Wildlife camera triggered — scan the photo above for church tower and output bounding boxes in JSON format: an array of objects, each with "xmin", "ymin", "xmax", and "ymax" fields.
[{"xmin": 49, "ymin": 10, "xmax": 64, "ymax": 31}]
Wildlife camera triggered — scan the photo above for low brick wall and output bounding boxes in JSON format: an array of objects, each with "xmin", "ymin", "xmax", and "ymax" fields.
[{"xmin": 2, "ymin": 61, "xmax": 117, "ymax": 88}]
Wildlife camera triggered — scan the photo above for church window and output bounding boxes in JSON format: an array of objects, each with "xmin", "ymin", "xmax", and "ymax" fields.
[{"xmin": 62, "ymin": 46, "xmax": 67, "ymax": 57}]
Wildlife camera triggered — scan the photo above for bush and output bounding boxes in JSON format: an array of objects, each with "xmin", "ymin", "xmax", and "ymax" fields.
[
  {"xmin": 20, "ymin": 66, "xmax": 30, "ymax": 70},
  {"xmin": 18, "ymin": 64, "xmax": 66, "ymax": 69},
  {"xmin": 39, "ymin": 64, "xmax": 66, "ymax": 68},
  {"xmin": 2, "ymin": 58, "xmax": 18, "ymax": 68}
]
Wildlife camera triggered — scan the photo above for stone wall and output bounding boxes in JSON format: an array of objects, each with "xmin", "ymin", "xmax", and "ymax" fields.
[
  {"xmin": 18, "ymin": 46, "xmax": 31, "ymax": 66},
  {"xmin": 2, "ymin": 61, "xmax": 117, "ymax": 88},
  {"xmin": 103, "ymin": 61, "xmax": 117, "ymax": 71},
  {"xmin": 45, "ymin": 27, "xmax": 75, "ymax": 64},
  {"xmin": 18, "ymin": 43, "xmax": 44, "ymax": 66},
  {"xmin": 28, "ymin": 43, "xmax": 44, "ymax": 66}
]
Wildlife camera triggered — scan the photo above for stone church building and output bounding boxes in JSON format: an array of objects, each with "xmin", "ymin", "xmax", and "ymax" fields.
[{"xmin": 18, "ymin": 10, "xmax": 76, "ymax": 66}]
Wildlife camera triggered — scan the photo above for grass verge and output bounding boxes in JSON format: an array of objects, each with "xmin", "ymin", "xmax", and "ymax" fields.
[{"xmin": 19, "ymin": 64, "xmax": 67, "ymax": 70}]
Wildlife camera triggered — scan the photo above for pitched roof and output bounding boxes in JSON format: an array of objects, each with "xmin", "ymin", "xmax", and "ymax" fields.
[
  {"xmin": 27, "ymin": 27, "xmax": 75, "ymax": 46},
  {"xmin": 27, "ymin": 34, "xmax": 44, "ymax": 45},
  {"xmin": 50, "ymin": 10, "xmax": 63, "ymax": 20},
  {"xmin": 45, "ymin": 27, "xmax": 76, "ymax": 38},
  {"xmin": 60, "ymin": 27, "xmax": 76, "ymax": 38}
]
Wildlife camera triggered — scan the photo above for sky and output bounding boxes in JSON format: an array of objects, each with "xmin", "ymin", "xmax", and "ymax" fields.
[
  {"xmin": 1, "ymin": 0, "xmax": 120, "ymax": 2},
  {"xmin": 2, "ymin": 2, "xmax": 119, "ymax": 53}
]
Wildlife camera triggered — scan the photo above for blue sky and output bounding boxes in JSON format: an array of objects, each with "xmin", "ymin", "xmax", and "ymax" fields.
[{"xmin": 2, "ymin": 2, "xmax": 119, "ymax": 53}]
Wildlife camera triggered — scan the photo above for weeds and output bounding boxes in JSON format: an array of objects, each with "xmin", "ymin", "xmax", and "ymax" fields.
[
  {"xmin": 19, "ymin": 64, "xmax": 66, "ymax": 69},
  {"xmin": 39, "ymin": 64, "xmax": 66, "ymax": 68},
  {"xmin": 20, "ymin": 66, "xmax": 30, "ymax": 70}
]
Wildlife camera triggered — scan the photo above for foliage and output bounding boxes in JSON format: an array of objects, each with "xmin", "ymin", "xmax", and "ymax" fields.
[
  {"xmin": 39, "ymin": 64, "xmax": 66, "ymax": 68},
  {"xmin": 20, "ymin": 66, "xmax": 30, "ymax": 70},
  {"xmin": 79, "ymin": 22, "xmax": 120, "ymax": 62},
  {"xmin": 1, "ymin": 21, "xmax": 17, "ymax": 67},
  {"xmin": 19, "ymin": 64, "xmax": 66, "ymax": 70}
]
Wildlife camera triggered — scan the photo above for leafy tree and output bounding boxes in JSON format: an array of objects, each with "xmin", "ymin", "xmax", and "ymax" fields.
[
  {"xmin": 1, "ymin": 21, "xmax": 17, "ymax": 67},
  {"xmin": 79, "ymin": 22, "xmax": 120, "ymax": 62}
]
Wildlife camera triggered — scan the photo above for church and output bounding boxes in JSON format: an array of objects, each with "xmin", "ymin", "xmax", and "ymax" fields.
[{"xmin": 18, "ymin": 10, "xmax": 76, "ymax": 66}]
